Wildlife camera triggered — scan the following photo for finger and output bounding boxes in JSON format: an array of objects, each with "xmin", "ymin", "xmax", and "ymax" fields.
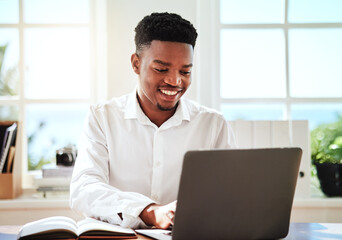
[{"xmin": 167, "ymin": 211, "xmax": 175, "ymax": 224}]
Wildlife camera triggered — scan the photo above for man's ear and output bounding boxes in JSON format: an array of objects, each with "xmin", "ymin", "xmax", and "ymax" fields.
[{"xmin": 131, "ymin": 53, "xmax": 140, "ymax": 74}]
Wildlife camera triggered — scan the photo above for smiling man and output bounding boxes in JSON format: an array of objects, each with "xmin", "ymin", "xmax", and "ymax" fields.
[
  {"xmin": 70, "ymin": 12, "xmax": 235, "ymax": 230},
  {"xmin": 132, "ymin": 40, "xmax": 193, "ymax": 127}
]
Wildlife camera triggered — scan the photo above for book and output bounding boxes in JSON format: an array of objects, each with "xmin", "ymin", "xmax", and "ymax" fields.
[
  {"xmin": 6, "ymin": 146, "xmax": 15, "ymax": 173},
  {"xmin": 0, "ymin": 123, "xmax": 17, "ymax": 173},
  {"xmin": 34, "ymin": 176, "xmax": 71, "ymax": 188},
  {"xmin": 42, "ymin": 163, "xmax": 74, "ymax": 177},
  {"xmin": 17, "ymin": 216, "xmax": 137, "ymax": 240},
  {"xmin": 0, "ymin": 125, "xmax": 10, "ymax": 173},
  {"xmin": 32, "ymin": 176, "xmax": 71, "ymax": 198}
]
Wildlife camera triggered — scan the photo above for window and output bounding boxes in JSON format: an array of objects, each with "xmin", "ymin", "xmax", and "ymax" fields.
[
  {"xmin": 203, "ymin": 0, "xmax": 342, "ymax": 129},
  {"xmin": 0, "ymin": 0, "xmax": 106, "ymax": 173}
]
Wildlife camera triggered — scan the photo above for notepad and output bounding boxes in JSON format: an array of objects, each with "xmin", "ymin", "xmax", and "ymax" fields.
[{"xmin": 17, "ymin": 216, "xmax": 137, "ymax": 240}]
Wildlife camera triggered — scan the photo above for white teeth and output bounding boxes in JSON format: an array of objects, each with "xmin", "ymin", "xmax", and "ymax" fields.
[{"xmin": 161, "ymin": 90, "xmax": 178, "ymax": 96}]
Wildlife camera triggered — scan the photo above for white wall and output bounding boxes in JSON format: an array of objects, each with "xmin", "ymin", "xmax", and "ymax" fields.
[{"xmin": 107, "ymin": 0, "xmax": 198, "ymax": 100}]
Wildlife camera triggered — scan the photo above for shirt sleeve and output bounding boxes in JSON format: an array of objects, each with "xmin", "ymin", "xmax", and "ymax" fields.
[
  {"xmin": 69, "ymin": 106, "xmax": 155, "ymax": 229},
  {"xmin": 212, "ymin": 117, "xmax": 237, "ymax": 149}
]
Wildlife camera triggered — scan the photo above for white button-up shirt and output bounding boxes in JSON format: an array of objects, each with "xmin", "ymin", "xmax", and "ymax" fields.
[{"xmin": 70, "ymin": 91, "xmax": 236, "ymax": 228}]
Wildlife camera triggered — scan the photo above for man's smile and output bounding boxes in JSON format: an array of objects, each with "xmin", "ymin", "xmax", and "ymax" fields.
[
  {"xmin": 160, "ymin": 89, "xmax": 180, "ymax": 96},
  {"xmin": 158, "ymin": 87, "xmax": 183, "ymax": 101}
]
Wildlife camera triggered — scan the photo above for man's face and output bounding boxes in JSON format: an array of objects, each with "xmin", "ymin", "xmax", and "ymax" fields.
[{"xmin": 132, "ymin": 40, "xmax": 193, "ymax": 114}]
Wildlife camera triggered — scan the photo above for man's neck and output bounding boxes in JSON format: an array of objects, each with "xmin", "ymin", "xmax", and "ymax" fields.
[
  {"xmin": 150, "ymin": 111, "xmax": 175, "ymax": 127},
  {"xmin": 137, "ymin": 95, "xmax": 178, "ymax": 127},
  {"xmin": 143, "ymin": 105, "xmax": 177, "ymax": 128}
]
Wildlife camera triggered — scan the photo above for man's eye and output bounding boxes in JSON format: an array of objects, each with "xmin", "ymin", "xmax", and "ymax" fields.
[
  {"xmin": 181, "ymin": 71, "xmax": 191, "ymax": 75},
  {"xmin": 154, "ymin": 68, "xmax": 167, "ymax": 73}
]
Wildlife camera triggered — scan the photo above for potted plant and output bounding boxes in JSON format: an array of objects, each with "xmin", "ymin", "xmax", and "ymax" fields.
[{"xmin": 311, "ymin": 116, "xmax": 342, "ymax": 197}]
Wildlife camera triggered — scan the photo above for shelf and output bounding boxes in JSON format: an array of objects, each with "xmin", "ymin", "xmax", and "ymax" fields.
[
  {"xmin": 293, "ymin": 197, "xmax": 342, "ymax": 208},
  {"xmin": 0, "ymin": 189, "xmax": 69, "ymax": 209},
  {"xmin": 1, "ymin": 189, "xmax": 342, "ymax": 210}
]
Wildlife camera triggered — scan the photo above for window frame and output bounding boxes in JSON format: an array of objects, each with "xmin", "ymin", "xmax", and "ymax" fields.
[
  {"xmin": 196, "ymin": 0, "xmax": 342, "ymax": 199},
  {"xmin": 0, "ymin": 0, "xmax": 107, "ymax": 186},
  {"xmin": 197, "ymin": 0, "xmax": 342, "ymax": 118}
]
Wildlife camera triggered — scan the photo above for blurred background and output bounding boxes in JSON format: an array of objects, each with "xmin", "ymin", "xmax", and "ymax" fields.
[{"xmin": 0, "ymin": 0, "xmax": 341, "ymax": 182}]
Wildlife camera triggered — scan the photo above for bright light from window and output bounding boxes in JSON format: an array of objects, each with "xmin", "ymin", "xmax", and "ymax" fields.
[
  {"xmin": 24, "ymin": 28, "xmax": 90, "ymax": 99},
  {"xmin": 0, "ymin": 29, "xmax": 19, "ymax": 75},
  {"xmin": 24, "ymin": 0, "xmax": 89, "ymax": 24},
  {"xmin": 292, "ymin": 104, "xmax": 342, "ymax": 129},
  {"xmin": 0, "ymin": 0, "xmax": 94, "ymax": 171},
  {"xmin": 220, "ymin": 0, "xmax": 284, "ymax": 24},
  {"xmin": 288, "ymin": 0, "xmax": 342, "ymax": 23},
  {"xmin": 0, "ymin": 106, "xmax": 18, "ymax": 121},
  {"xmin": 0, "ymin": 0, "xmax": 19, "ymax": 24},
  {"xmin": 289, "ymin": 28, "xmax": 342, "ymax": 98},
  {"xmin": 0, "ymin": 29, "xmax": 19, "ymax": 96},
  {"xmin": 220, "ymin": 29, "xmax": 286, "ymax": 98},
  {"xmin": 26, "ymin": 104, "xmax": 88, "ymax": 170}
]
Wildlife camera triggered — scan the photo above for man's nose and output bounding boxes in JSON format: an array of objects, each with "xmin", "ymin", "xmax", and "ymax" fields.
[{"xmin": 164, "ymin": 72, "xmax": 181, "ymax": 86}]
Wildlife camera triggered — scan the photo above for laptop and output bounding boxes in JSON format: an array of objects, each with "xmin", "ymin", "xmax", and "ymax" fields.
[{"xmin": 136, "ymin": 148, "xmax": 302, "ymax": 240}]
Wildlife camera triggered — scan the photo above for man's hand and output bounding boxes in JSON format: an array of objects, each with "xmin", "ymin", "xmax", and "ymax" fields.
[{"xmin": 139, "ymin": 201, "xmax": 177, "ymax": 229}]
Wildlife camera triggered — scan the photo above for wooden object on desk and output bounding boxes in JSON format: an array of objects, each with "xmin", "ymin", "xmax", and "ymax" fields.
[
  {"xmin": 0, "ymin": 121, "xmax": 22, "ymax": 199},
  {"xmin": 6, "ymin": 146, "xmax": 15, "ymax": 173},
  {"xmin": 0, "ymin": 225, "xmax": 21, "ymax": 234},
  {"xmin": 1, "ymin": 223, "xmax": 342, "ymax": 240}
]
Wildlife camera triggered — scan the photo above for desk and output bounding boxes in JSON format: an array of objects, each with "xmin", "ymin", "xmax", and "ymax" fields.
[
  {"xmin": 1, "ymin": 223, "xmax": 342, "ymax": 239},
  {"xmin": 286, "ymin": 223, "xmax": 342, "ymax": 239}
]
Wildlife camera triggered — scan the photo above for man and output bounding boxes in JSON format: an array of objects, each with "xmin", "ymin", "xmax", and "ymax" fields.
[{"xmin": 70, "ymin": 12, "xmax": 235, "ymax": 230}]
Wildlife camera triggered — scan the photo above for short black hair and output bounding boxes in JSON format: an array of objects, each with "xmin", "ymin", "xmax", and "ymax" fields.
[{"xmin": 134, "ymin": 12, "xmax": 198, "ymax": 53}]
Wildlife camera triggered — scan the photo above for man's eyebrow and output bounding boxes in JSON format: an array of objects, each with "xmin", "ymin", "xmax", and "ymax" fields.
[
  {"xmin": 182, "ymin": 63, "xmax": 193, "ymax": 68},
  {"xmin": 153, "ymin": 60, "xmax": 171, "ymax": 66},
  {"xmin": 153, "ymin": 60, "xmax": 193, "ymax": 68}
]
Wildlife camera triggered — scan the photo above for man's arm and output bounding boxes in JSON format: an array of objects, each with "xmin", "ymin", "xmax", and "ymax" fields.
[
  {"xmin": 69, "ymin": 106, "xmax": 155, "ymax": 229},
  {"xmin": 213, "ymin": 117, "xmax": 237, "ymax": 149}
]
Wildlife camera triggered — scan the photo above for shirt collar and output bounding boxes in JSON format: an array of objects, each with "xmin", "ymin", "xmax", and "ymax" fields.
[
  {"xmin": 124, "ymin": 90, "xmax": 191, "ymax": 126},
  {"xmin": 170, "ymin": 98, "xmax": 190, "ymax": 122},
  {"xmin": 124, "ymin": 91, "xmax": 146, "ymax": 121}
]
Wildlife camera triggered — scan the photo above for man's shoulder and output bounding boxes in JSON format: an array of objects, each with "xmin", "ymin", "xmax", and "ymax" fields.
[{"xmin": 182, "ymin": 98, "xmax": 225, "ymax": 121}]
